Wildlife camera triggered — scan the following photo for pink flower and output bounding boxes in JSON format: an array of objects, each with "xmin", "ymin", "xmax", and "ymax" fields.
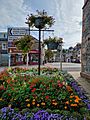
[{"xmin": 57, "ymin": 80, "xmax": 60, "ymax": 83}]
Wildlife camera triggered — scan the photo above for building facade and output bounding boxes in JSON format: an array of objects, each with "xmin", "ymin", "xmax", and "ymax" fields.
[
  {"xmin": 0, "ymin": 32, "xmax": 8, "ymax": 66},
  {"xmin": 81, "ymin": 0, "xmax": 90, "ymax": 79},
  {"xmin": 0, "ymin": 27, "xmax": 45, "ymax": 66}
]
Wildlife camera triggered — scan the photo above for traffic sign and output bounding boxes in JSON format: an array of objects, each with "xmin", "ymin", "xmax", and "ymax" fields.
[{"xmin": 8, "ymin": 27, "xmax": 28, "ymax": 36}]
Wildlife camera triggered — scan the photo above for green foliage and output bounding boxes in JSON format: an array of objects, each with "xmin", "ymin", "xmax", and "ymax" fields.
[
  {"xmin": 0, "ymin": 67, "xmax": 90, "ymax": 117},
  {"xmin": 45, "ymin": 49, "xmax": 54, "ymax": 61},
  {"xmin": 26, "ymin": 10, "xmax": 55, "ymax": 28},
  {"xmin": 44, "ymin": 36, "xmax": 63, "ymax": 45},
  {"xmin": 14, "ymin": 35, "xmax": 34, "ymax": 53}
]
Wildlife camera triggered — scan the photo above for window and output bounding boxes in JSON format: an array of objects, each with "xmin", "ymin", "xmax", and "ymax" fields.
[{"xmin": 2, "ymin": 43, "xmax": 7, "ymax": 50}]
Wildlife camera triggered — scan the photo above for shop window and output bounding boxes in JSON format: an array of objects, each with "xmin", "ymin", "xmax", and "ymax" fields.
[
  {"xmin": 2, "ymin": 43, "xmax": 7, "ymax": 50},
  {"xmin": 16, "ymin": 54, "xmax": 23, "ymax": 62}
]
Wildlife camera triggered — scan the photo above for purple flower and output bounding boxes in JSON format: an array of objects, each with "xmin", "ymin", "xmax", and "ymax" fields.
[{"xmin": 87, "ymin": 103, "xmax": 90, "ymax": 110}]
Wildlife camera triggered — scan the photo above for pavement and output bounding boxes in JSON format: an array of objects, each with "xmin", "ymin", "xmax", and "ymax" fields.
[
  {"xmin": 68, "ymin": 71, "xmax": 90, "ymax": 99},
  {"xmin": 0, "ymin": 63, "xmax": 90, "ymax": 99}
]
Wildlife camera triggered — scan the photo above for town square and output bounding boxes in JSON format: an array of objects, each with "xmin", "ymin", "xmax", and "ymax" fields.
[{"xmin": 0, "ymin": 0, "xmax": 90, "ymax": 119}]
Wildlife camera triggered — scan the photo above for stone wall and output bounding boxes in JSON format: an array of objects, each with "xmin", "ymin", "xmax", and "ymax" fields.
[{"xmin": 81, "ymin": 0, "xmax": 90, "ymax": 77}]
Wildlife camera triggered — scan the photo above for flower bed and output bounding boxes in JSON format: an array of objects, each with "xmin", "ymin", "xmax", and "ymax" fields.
[{"xmin": 0, "ymin": 67, "xmax": 90, "ymax": 119}]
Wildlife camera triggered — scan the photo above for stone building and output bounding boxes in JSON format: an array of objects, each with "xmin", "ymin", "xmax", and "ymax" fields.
[
  {"xmin": 81, "ymin": 0, "xmax": 90, "ymax": 79},
  {"xmin": 0, "ymin": 27, "xmax": 45, "ymax": 66}
]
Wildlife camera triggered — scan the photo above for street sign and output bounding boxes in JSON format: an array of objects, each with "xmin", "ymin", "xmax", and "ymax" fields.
[
  {"xmin": 8, "ymin": 27, "xmax": 28, "ymax": 36},
  {"xmin": 8, "ymin": 36, "xmax": 22, "ymax": 41}
]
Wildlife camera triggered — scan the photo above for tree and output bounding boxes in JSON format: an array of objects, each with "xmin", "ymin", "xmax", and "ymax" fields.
[
  {"xmin": 45, "ymin": 49, "xmax": 54, "ymax": 62},
  {"xmin": 14, "ymin": 35, "xmax": 35, "ymax": 66}
]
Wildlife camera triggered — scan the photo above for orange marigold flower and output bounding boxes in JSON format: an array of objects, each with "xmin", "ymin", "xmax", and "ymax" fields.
[
  {"xmin": 65, "ymin": 101, "xmax": 69, "ymax": 104},
  {"xmin": 70, "ymin": 95, "xmax": 74, "ymax": 98},
  {"xmin": 75, "ymin": 96, "xmax": 81, "ymax": 100},
  {"xmin": 74, "ymin": 99, "xmax": 79, "ymax": 103},
  {"xmin": 32, "ymin": 102, "xmax": 35, "ymax": 105},
  {"xmin": 70, "ymin": 104, "xmax": 77, "ymax": 107}
]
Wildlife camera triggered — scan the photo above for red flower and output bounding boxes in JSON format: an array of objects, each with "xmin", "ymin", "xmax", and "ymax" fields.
[
  {"xmin": 42, "ymin": 92, "xmax": 45, "ymax": 95},
  {"xmin": 0, "ymin": 85, "xmax": 5, "ymax": 90},
  {"xmin": 45, "ymin": 96, "xmax": 49, "ymax": 99},
  {"xmin": 30, "ymin": 84, "xmax": 35, "ymax": 89},
  {"xmin": 31, "ymin": 88, "xmax": 36, "ymax": 92},
  {"xmin": 12, "ymin": 87, "xmax": 14, "ymax": 90},
  {"xmin": 58, "ymin": 83, "xmax": 63, "ymax": 88}
]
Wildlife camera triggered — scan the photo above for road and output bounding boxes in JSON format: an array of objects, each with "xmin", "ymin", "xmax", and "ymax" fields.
[
  {"xmin": 45, "ymin": 62, "xmax": 81, "ymax": 72},
  {"xmin": 0, "ymin": 62, "xmax": 81, "ymax": 72}
]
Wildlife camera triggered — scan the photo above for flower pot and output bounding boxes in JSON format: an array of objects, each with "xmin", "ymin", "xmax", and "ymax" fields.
[{"xmin": 47, "ymin": 42, "xmax": 58, "ymax": 50}]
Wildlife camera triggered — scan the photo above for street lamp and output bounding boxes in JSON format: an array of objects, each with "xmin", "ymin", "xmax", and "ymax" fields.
[
  {"xmin": 25, "ymin": 17, "xmax": 31, "ymax": 67},
  {"xmin": 34, "ymin": 17, "xmax": 44, "ymax": 75},
  {"xmin": 25, "ymin": 15, "xmax": 31, "ymax": 35},
  {"xmin": 8, "ymin": 49, "xmax": 12, "ymax": 67},
  {"xmin": 57, "ymin": 42, "xmax": 63, "ymax": 71}
]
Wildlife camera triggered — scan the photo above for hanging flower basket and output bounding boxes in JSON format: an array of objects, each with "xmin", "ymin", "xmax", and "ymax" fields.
[
  {"xmin": 44, "ymin": 37, "xmax": 63, "ymax": 50},
  {"xmin": 47, "ymin": 42, "xmax": 58, "ymax": 50}
]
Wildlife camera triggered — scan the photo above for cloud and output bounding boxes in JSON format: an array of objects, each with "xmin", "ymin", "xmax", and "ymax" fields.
[
  {"xmin": 50, "ymin": 0, "xmax": 84, "ymax": 48},
  {"xmin": 0, "ymin": 0, "xmax": 30, "ymax": 31},
  {"xmin": 0, "ymin": 0, "xmax": 84, "ymax": 48}
]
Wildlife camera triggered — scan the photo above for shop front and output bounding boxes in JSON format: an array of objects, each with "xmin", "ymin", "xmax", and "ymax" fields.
[{"xmin": 8, "ymin": 48, "xmax": 39, "ymax": 66}]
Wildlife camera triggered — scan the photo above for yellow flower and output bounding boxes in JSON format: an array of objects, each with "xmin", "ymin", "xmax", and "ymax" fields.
[
  {"xmin": 32, "ymin": 99, "xmax": 35, "ymax": 101},
  {"xmin": 0, "ymin": 98, "xmax": 3, "ymax": 101},
  {"xmin": 8, "ymin": 104, "xmax": 11, "ymax": 107},
  {"xmin": 53, "ymin": 102, "xmax": 58, "ymax": 106},
  {"xmin": 52, "ymin": 99, "xmax": 56, "ymax": 102},
  {"xmin": 41, "ymin": 102, "xmax": 45, "ymax": 105},
  {"xmin": 27, "ymin": 104, "xmax": 30, "ymax": 107},
  {"xmin": 64, "ymin": 106, "xmax": 67, "ymax": 109},
  {"xmin": 25, "ymin": 99, "xmax": 30, "ymax": 102},
  {"xmin": 37, "ymin": 104, "xmax": 40, "ymax": 107}
]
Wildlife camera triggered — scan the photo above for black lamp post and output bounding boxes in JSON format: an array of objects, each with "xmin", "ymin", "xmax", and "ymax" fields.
[
  {"xmin": 57, "ymin": 41, "xmax": 63, "ymax": 71},
  {"xmin": 35, "ymin": 17, "xmax": 44, "ymax": 75}
]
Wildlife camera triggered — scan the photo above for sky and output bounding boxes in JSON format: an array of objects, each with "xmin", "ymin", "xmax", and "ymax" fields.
[{"xmin": 0, "ymin": 0, "xmax": 84, "ymax": 48}]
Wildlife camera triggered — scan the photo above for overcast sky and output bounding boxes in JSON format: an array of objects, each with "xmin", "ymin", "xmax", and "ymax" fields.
[{"xmin": 0, "ymin": 0, "xmax": 84, "ymax": 48}]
